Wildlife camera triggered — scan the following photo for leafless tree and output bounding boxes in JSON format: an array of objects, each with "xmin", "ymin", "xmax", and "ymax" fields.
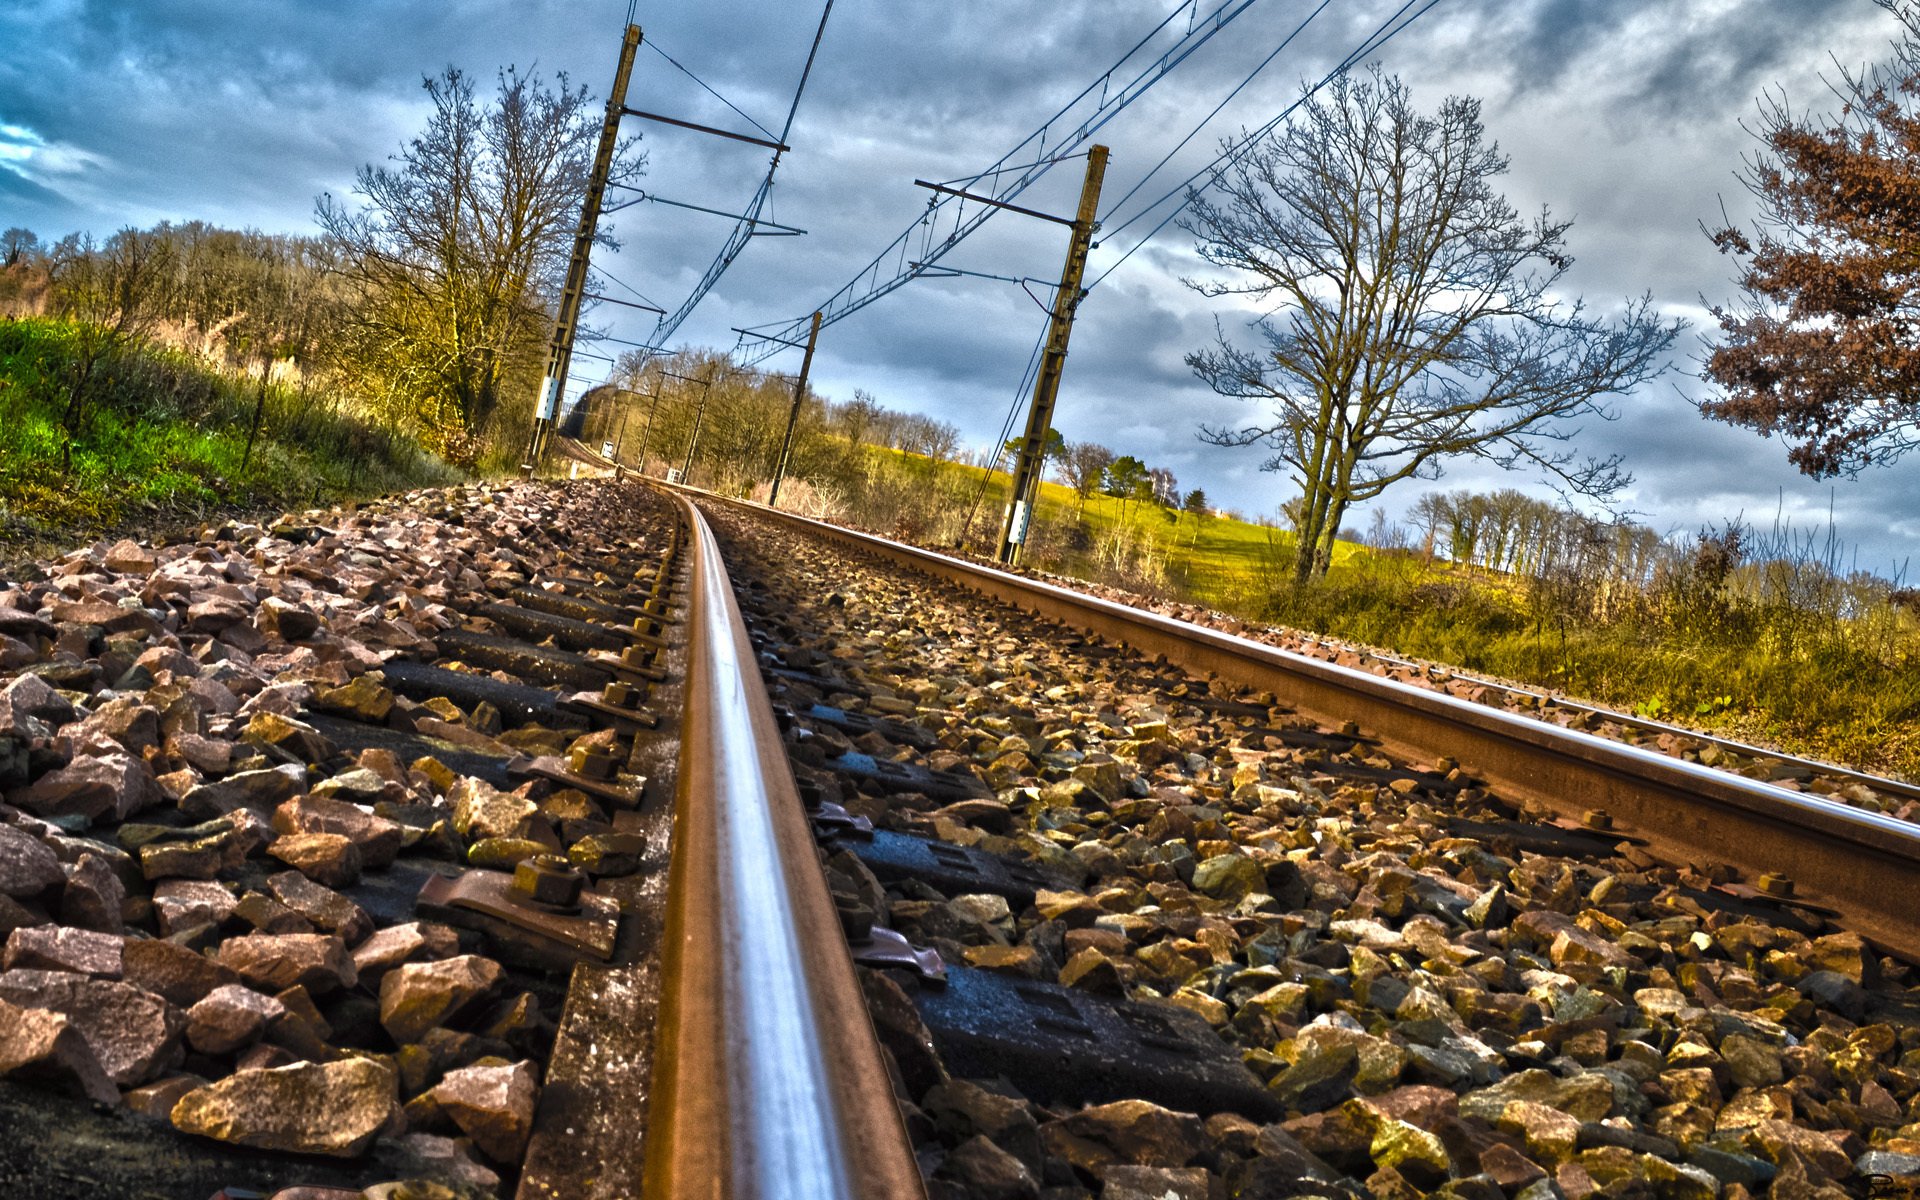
[
  {"xmin": 316, "ymin": 65, "xmax": 641, "ymax": 462},
  {"xmin": 1183, "ymin": 69, "xmax": 1682, "ymax": 582}
]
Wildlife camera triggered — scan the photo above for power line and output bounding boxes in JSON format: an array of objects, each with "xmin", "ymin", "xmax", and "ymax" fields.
[
  {"xmin": 639, "ymin": 0, "xmax": 835, "ymax": 350},
  {"xmin": 733, "ymin": 0, "xmax": 1267, "ymax": 366},
  {"xmin": 644, "ymin": 40, "xmax": 781, "ymax": 142},
  {"xmin": 1085, "ymin": 0, "xmax": 1451, "ymax": 291},
  {"xmin": 1098, "ymin": 0, "xmax": 1335, "ymax": 225}
]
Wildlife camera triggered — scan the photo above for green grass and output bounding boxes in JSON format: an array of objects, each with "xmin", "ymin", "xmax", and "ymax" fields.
[{"xmin": 0, "ymin": 317, "xmax": 459, "ymax": 547}]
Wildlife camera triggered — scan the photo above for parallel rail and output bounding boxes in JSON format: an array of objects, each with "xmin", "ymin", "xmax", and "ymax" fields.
[
  {"xmin": 642, "ymin": 493, "xmax": 924, "ymax": 1199},
  {"xmin": 699, "ymin": 494, "xmax": 1920, "ymax": 964}
]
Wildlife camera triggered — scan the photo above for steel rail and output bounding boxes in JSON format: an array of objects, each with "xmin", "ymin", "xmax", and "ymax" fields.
[
  {"xmin": 706, "ymin": 496, "xmax": 1920, "ymax": 962},
  {"xmin": 1284, "ymin": 632, "xmax": 1920, "ymax": 805},
  {"xmin": 642, "ymin": 494, "xmax": 925, "ymax": 1200}
]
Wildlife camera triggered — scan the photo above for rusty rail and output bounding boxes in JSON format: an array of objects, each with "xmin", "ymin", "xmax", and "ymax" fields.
[
  {"xmin": 709, "ymin": 496, "xmax": 1920, "ymax": 963},
  {"xmin": 641, "ymin": 494, "xmax": 925, "ymax": 1199}
]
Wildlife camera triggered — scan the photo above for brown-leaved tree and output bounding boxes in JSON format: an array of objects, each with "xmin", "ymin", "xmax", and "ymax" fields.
[{"xmin": 1703, "ymin": 0, "xmax": 1920, "ymax": 476}]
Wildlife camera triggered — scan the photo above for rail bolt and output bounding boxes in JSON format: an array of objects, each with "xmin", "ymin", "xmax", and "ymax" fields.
[
  {"xmin": 570, "ymin": 745, "xmax": 617, "ymax": 781},
  {"xmin": 1583, "ymin": 809, "xmax": 1613, "ymax": 830},
  {"xmin": 620, "ymin": 645, "xmax": 652, "ymax": 670},
  {"xmin": 603, "ymin": 680, "xmax": 635, "ymax": 708},
  {"xmin": 513, "ymin": 855, "xmax": 584, "ymax": 908},
  {"xmin": 1758, "ymin": 872, "xmax": 1795, "ymax": 898}
]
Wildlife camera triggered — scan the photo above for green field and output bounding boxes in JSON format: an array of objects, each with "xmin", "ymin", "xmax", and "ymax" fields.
[{"xmin": 0, "ymin": 317, "xmax": 456, "ymax": 554}]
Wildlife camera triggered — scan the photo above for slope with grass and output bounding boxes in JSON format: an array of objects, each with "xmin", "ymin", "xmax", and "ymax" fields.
[{"xmin": 0, "ymin": 317, "xmax": 458, "ymax": 551}]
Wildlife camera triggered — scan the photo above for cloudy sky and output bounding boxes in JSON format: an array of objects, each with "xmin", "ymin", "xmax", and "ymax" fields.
[{"xmin": 2, "ymin": 0, "xmax": 1914, "ymax": 574}]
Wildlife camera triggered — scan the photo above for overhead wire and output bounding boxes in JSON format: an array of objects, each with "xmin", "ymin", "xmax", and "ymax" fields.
[
  {"xmin": 640, "ymin": 0, "xmax": 835, "ymax": 349},
  {"xmin": 1085, "ymin": 0, "xmax": 1450, "ymax": 291},
  {"xmin": 644, "ymin": 40, "xmax": 782, "ymax": 142},
  {"xmin": 732, "ymin": 0, "xmax": 1267, "ymax": 366}
]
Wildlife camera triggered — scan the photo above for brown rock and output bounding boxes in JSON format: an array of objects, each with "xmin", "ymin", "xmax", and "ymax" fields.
[
  {"xmin": 79, "ymin": 697, "xmax": 161, "ymax": 756},
  {"xmin": 263, "ymin": 871, "xmax": 372, "ymax": 944},
  {"xmin": 448, "ymin": 777, "xmax": 538, "ymax": 842},
  {"xmin": 170, "ymin": 1057, "xmax": 397, "ymax": 1157},
  {"xmin": 126, "ymin": 1073, "xmax": 208, "ymax": 1118},
  {"xmin": 313, "ymin": 676, "xmax": 394, "ymax": 723},
  {"xmin": 150, "ymin": 879, "xmax": 237, "ymax": 936},
  {"xmin": 103, "ymin": 539, "xmax": 157, "ymax": 575},
  {"xmin": 179, "ymin": 764, "xmax": 305, "ymax": 819},
  {"xmin": 170, "ymin": 733, "xmax": 232, "ymax": 775},
  {"xmin": 138, "ymin": 834, "xmax": 229, "ymax": 882},
  {"xmin": 15, "ymin": 753, "xmax": 161, "ymax": 822},
  {"xmin": 60, "ymin": 853, "xmax": 126, "ymax": 932},
  {"xmin": 0, "ymin": 969, "xmax": 184, "ymax": 1085},
  {"xmin": 122, "ymin": 938, "xmax": 242, "ymax": 1007},
  {"xmin": 242, "ymin": 711, "xmax": 336, "ymax": 766},
  {"xmin": 352, "ymin": 921, "xmax": 461, "ymax": 979},
  {"xmin": 0, "ymin": 994, "xmax": 119, "ymax": 1103},
  {"xmin": 0, "ymin": 825, "xmax": 64, "ymax": 897},
  {"xmin": 937, "ymin": 1134, "xmax": 1040, "ymax": 1200},
  {"xmin": 186, "ymin": 984, "xmax": 287, "ymax": 1056},
  {"xmin": 380, "ymin": 955, "xmax": 503, "ymax": 1044},
  {"xmin": 215, "ymin": 933, "xmax": 356, "ymax": 995},
  {"xmin": 1101, "ymin": 1165, "xmax": 1209, "ymax": 1200},
  {"xmin": 431, "ymin": 1058, "xmax": 539, "ymax": 1163},
  {"xmin": 1043, "ymin": 1098, "xmax": 1204, "ymax": 1171},
  {"xmin": 267, "ymin": 832, "xmax": 362, "ymax": 888},
  {"xmin": 3, "ymin": 925, "xmax": 123, "ymax": 977},
  {"xmin": 273, "ymin": 795, "xmax": 402, "ymax": 868}
]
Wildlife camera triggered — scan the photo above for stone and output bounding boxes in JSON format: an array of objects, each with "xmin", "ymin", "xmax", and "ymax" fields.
[
  {"xmin": 448, "ymin": 777, "xmax": 538, "ymax": 842},
  {"xmin": 0, "ymin": 969, "xmax": 184, "ymax": 1085},
  {"xmin": 431, "ymin": 1058, "xmax": 539, "ymax": 1163},
  {"xmin": 372, "ymin": 1132, "xmax": 502, "ymax": 1195},
  {"xmin": 180, "ymin": 764, "xmax": 306, "ymax": 819},
  {"xmin": 1191, "ymin": 852, "xmax": 1264, "ymax": 901},
  {"xmin": 1796, "ymin": 971, "xmax": 1872, "ymax": 1022},
  {"xmin": 264, "ymin": 871, "xmax": 373, "ymax": 943},
  {"xmin": 1270, "ymin": 1041, "xmax": 1358, "ymax": 1113},
  {"xmin": 242, "ymin": 711, "xmax": 336, "ymax": 765},
  {"xmin": 1497, "ymin": 1099, "xmax": 1584, "ymax": 1163},
  {"xmin": 1367, "ymin": 1114, "xmax": 1452, "ymax": 1189},
  {"xmin": 122, "ymin": 938, "xmax": 242, "ymax": 1007},
  {"xmin": 1100, "ymin": 1164, "xmax": 1208, "ymax": 1200},
  {"xmin": 4, "ymin": 673, "xmax": 71, "ymax": 726},
  {"xmin": 1459, "ymin": 1069, "xmax": 1615, "ymax": 1124},
  {"xmin": 313, "ymin": 676, "xmax": 394, "ymax": 723},
  {"xmin": 935, "ymin": 1133, "xmax": 1039, "ymax": 1200},
  {"xmin": 1478, "ymin": 1142, "xmax": 1550, "ymax": 1190},
  {"xmin": 103, "ymin": 539, "xmax": 157, "ymax": 575},
  {"xmin": 150, "ymin": 879, "xmax": 237, "ymax": 936},
  {"xmin": 352, "ymin": 921, "xmax": 461, "ymax": 979},
  {"xmin": 267, "ymin": 832, "xmax": 362, "ymax": 888},
  {"xmin": 0, "ymin": 994, "xmax": 119, "ymax": 1103},
  {"xmin": 80, "ymin": 697, "xmax": 161, "ymax": 755},
  {"xmin": 186, "ymin": 984, "xmax": 287, "ymax": 1056},
  {"xmin": 1742, "ymin": 1119, "xmax": 1853, "ymax": 1181},
  {"xmin": 170, "ymin": 1057, "xmax": 397, "ymax": 1157},
  {"xmin": 1721, "ymin": 1032, "xmax": 1785, "ymax": 1090},
  {"xmin": 0, "ymin": 825, "xmax": 64, "ymax": 897},
  {"xmin": 215, "ymin": 933, "xmax": 356, "ymax": 995},
  {"xmin": 60, "ymin": 853, "xmax": 126, "ymax": 932},
  {"xmin": 126, "ymin": 1073, "xmax": 208, "ymax": 1119},
  {"xmin": 2, "ymin": 925, "xmax": 123, "ymax": 977},
  {"xmin": 16, "ymin": 752, "xmax": 162, "ymax": 823},
  {"xmin": 380, "ymin": 954, "xmax": 504, "ymax": 1044},
  {"xmin": 1042, "ymin": 1098, "xmax": 1204, "ymax": 1171},
  {"xmin": 273, "ymin": 795, "xmax": 402, "ymax": 868},
  {"xmin": 138, "ymin": 834, "xmax": 229, "ymax": 882}
]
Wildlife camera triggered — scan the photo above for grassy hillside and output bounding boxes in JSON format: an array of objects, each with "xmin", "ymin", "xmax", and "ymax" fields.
[{"xmin": 0, "ymin": 317, "xmax": 457, "ymax": 548}]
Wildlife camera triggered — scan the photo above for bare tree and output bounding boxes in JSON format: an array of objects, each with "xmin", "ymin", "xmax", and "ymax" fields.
[
  {"xmin": 317, "ymin": 65, "xmax": 641, "ymax": 462},
  {"xmin": 1062, "ymin": 440, "xmax": 1115, "ymax": 516},
  {"xmin": 1183, "ymin": 69, "xmax": 1682, "ymax": 582}
]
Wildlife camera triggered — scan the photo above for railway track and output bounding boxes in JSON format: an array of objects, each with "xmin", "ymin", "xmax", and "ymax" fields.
[{"xmin": 0, "ymin": 477, "xmax": 1915, "ymax": 1199}]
